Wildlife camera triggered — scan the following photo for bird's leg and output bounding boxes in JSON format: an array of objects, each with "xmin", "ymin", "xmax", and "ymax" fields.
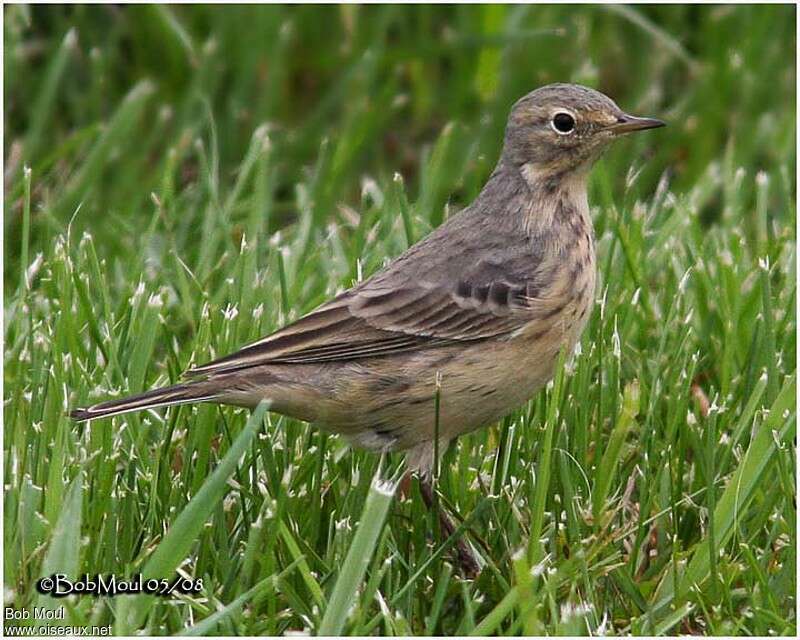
[{"xmin": 418, "ymin": 475, "xmax": 481, "ymax": 579}]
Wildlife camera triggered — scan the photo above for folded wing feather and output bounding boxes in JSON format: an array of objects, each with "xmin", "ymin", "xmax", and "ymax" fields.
[{"xmin": 186, "ymin": 275, "xmax": 543, "ymax": 377}]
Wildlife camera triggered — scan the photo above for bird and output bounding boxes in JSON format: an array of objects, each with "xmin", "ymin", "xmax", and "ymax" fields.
[{"xmin": 72, "ymin": 83, "xmax": 663, "ymax": 478}]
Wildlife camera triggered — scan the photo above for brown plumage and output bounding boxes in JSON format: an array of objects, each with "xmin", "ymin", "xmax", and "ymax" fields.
[{"xmin": 71, "ymin": 83, "xmax": 664, "ymax": 474}]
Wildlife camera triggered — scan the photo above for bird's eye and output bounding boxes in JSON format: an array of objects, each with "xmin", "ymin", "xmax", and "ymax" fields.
[{"xmin": 552, "ymin": 112, "xmax": 576, "ymax": 134}]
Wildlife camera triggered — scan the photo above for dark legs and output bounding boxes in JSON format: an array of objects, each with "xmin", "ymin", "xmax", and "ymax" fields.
[{"xmin": 418, "ymin": 475, "xmax": 481, "ymax": 579}]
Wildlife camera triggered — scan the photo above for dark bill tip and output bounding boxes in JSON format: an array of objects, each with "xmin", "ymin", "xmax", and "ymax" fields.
[{"xmin": 610, "ymin": 114, "xmax": 666, "ymax": 134}]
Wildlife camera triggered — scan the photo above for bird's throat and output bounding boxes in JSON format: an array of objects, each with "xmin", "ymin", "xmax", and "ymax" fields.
[{"xmin": 519, "ymin": 162, "xmax": 591, "ymax": 236}]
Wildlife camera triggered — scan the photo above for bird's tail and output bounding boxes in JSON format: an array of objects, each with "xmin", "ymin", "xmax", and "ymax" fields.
[{"xmin": 70, "ymin": 381, "xmax": 220, "ymax": 422}]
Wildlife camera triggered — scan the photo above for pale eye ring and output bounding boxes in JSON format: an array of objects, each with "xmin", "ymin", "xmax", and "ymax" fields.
[{"xmin": 551, "ymin": 112, "xmax": 576, "ymax": 135}]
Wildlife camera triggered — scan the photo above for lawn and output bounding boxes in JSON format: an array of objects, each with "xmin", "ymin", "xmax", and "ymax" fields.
[{"xmin": 3, "ymin": 4, "xmax": 796, "ymax": 636}]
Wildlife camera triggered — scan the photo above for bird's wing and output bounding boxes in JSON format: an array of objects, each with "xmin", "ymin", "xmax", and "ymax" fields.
[
  {"xmin": 188, "ymin": 207, "xmax": 556, "ymax": 376},
  {"xmin": 348, "ymin": 278, "xmax": 539, "ymax": 340},
  {"xmin": 186, "ymin": 272, "xmax": 547, "ymax": 376}
]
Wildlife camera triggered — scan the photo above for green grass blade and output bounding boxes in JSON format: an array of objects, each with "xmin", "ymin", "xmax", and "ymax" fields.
[
  {"xmin": 116, "ymin": 401, "xmax": 268, "ymax": 633},
  {"xmin": 680, "ymin": 376, "xmax": 795, "ymax": 593},
  {"xmin": 278, "ymin": 518, "xmax": 326, "ymax": 611},
  {"xmin": 24, "ymin": 28, "xmax": 77, "ymax": 162},
  {"xmin": 18, "ymin": 166, "xmax": 32, "ymax": 293},
  {"xmin": 144, "ymin": 404, "xmax": 267, "ymax": 576},
  {"xmin": 59, "ymin": 79, "xmax": 155, "ymax": 216},
  {"xmin": 318, "ymin": 470, "xmax": 397, "ymax": 636},
  {"xmin": 179, "ymin": 574, "xmax": 275, "ymax": 636},
  {"xmin": 317, "ymin": 467, "xmax": 397, "ymax": 636},
  {"xmin": 36, "ymin": 471, "xmax": 83, "ymax": 621},
  {"xmin": 592, "ymin": 379, "xmax": 639, "ymax": 521},
  {"xmin": 601, "ymin": 4, "xmax": 697, "ymax": 70},
  {"xmin": 393, "ymin": 172, "xmax": 415, "ymax": 247},
  {"xmin": 470, "ymin": 586, "xmax": 519, "ymax": 635},
  {"xmin": 527, "ymin": 347, "xmax": 567, "ymax": 564},
  {"xmin": 652, "ymin": 375, "xmax": 796, "ymax": 616}
]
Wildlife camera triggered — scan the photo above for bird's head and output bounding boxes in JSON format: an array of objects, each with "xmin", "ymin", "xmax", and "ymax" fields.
[{"xmin": 502, "ymin": 83, "xmax": 664, "ymax": 180}]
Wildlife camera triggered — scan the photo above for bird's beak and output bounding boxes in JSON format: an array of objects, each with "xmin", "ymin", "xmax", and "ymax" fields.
[{"xmin": 608, "ymin": 114, "xmax": 666, "ymax": 135}]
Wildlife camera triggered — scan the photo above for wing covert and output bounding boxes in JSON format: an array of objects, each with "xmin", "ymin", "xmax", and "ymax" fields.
[{"xmin": 187, "ymin": 220, "xmax": 552, "ymax": 376}]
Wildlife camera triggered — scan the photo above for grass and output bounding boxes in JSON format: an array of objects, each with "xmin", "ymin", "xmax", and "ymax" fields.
[{"xmin": 4, "ymin": 4, "xmax": 796, "ymax": 636}]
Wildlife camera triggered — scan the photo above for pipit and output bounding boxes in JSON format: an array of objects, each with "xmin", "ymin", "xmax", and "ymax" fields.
[{"xmin": 72, "ymin": 84, "xmax": 663, "ymax": 558}]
